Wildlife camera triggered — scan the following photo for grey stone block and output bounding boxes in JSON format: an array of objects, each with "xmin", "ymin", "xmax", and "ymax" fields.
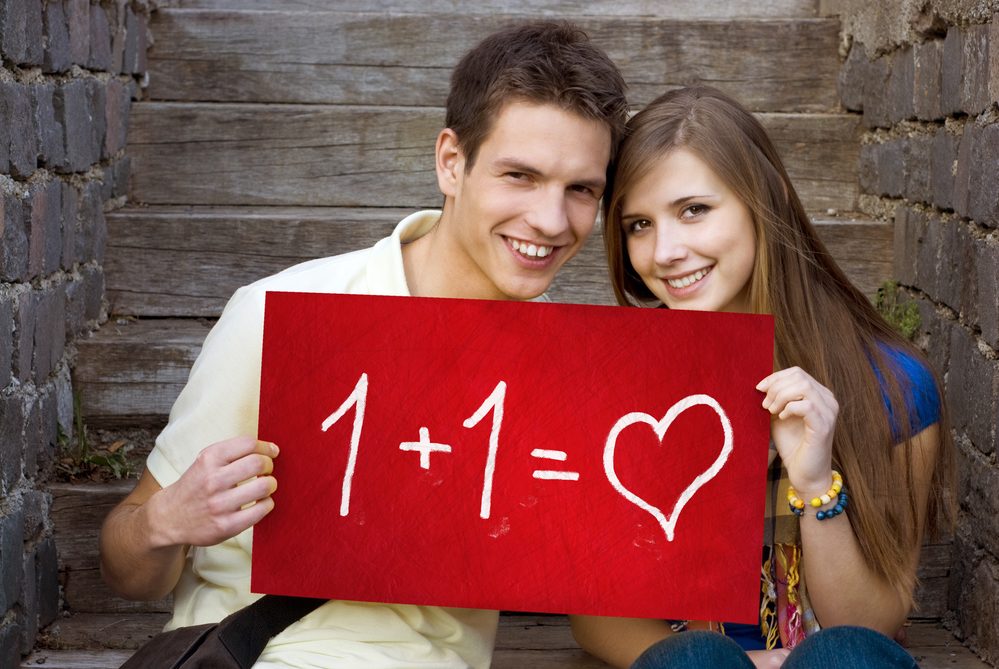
[
  {"xmin": 0, "ymin": 0, "xmax": 44, "ymax": 66},
  {"xmin": 1, "ymin": 190, "xmax": 28, "ymax": 283},
  {"xmin": 903, "ymin": 135, "xmax": 932, "ymax": 203},
  {"xmin": 13, "ymin": 290, "xmax": 33, "ymax": 383},
  {"xmin": 35, "ymin": 387, "xmax": 59, "ymax": 471},
  {"xmin": 962, "ymin": 558, "xmax": 999, "ymax": 662},
  {"xmin": 82, "ymin": 265, "xmax": 104, "ymax": 323},
  {"xmin": 941, "ymin": 27, "xmax": 964, "ymax": 116},
  {"xmin": 18, "ymin": 545, "xmax": 37, "ymax": 654},
  {"xmin": 0, "ymin": 293, "xmax": 11, "ymax": 390},
  {"xmin": 54, "ymin": 79, "xmax": 99, "ymax": 173},
  {"xmin": 66, "ymin": 0, "xmax": 90, "ymax": 66},
  {"xmin": 60, "ymin": 181, "xmax": 78, "ymax": 271},
  {"xmin": 839, "ymin": 41, "xmax": 868, "ymax": 111},
  {"xmin": 888, "ymin": 47, "xmax": 915, "ymax": 123},
  {"xmin": 54, "ymin": 367, "xmax": 72, "ymax": 436},
  {"xmin": 0, "ymin": 394, "xmax": 23, "ymax": 492},
  {"xmin": 33, "ymin": 288, "xmax": 65, "ymax": 382},
  {"xmin": 978, "ymin": 241, "xmax": 999, "ymax": 349},
  {"xmin": 1, "ymin": 81, "xmax": 39, "ymax": 178},
  {"xmin": 858, "ymin": 143, "xmax": 878, "ymax": 194},
  {"xmin": 913, "ymin": 39, "xmax": 943, "ymax": 120},
  {"xmin": 961, "ymin": 24, "xmax": 991, "ymax": 116},
  {"xmin": 111, "ymin": 156, "xmax": 131, "ymax": 199},
  {"xmin": 0, "ymin": 622, "xmax": 21, "ymax": 669},
  {"xmin": 916, "ymin": 212, "xmax": 940, "ymax": 299},
  {"xmin": 991, "ymin": 18, "xmax": 999, "ymax": 108},
  {"xmin": 863, "ymin": 55, "xmax": 892, "ymax": 128},
  {"xmin": 948, "ymin": 325, "xmax": 998, "ymax": 456},
  {"xmin": 88, "ymin": 3, "xmax": 113, "ymax": 70},
  {"xmin": 931, "ymin": 127, "xmax": 958, "ymax": 211},
  {"xmin": 31, "ymin": 83, "xmax": 66, "ymax": 170},
  {"xmin": 953, "ymin": 122, "xmax": 977, "ymax": 219},
  {"xmin": 77, "ymin": 181, "xmax": 108, "ymax": 264},
  {"xmin": 86, "ymin": 80, "xmax": 108, "ymax": 165},
  {"xmin": 35, "ymin": 537, "xmax": 58, "ymax": 627},
  {"xmin": 123, "ymin": 5, "xmax": 140, "ymax": 74},
  {"xmin": 21, "ymin": 490, "xmax": 45, "ymax": 542},
  {"xmin": 878, "ymin": 139, "xmax": 906, "ymax": 198},
  {"xmin": 936, "ymin": 219, "xmax": 974, "ymax": 314},
  {"xmin": 0, "ymin": 507, "xmax": 25, "ymax": 613},
  {"xmin": 26, "ymin": 181, "xmax": 63, "ymax": 279},
  {"xmin": 968, "ymin": 123, "xmax": 999, "ymax": 226},
  {"xmin": 42, "ymin": 0, "xmax": 70, "ymax": 73},
  {"xmin": 104, "ymin": 77, "xmax": 130, "ymax": 158},
  {"xmin": 893, "ymin": 206, "xmax": 918, "ymax": 285},
  {"xmin": 21, "ymin": 393, "xmax": 40, "ymax": 476}
]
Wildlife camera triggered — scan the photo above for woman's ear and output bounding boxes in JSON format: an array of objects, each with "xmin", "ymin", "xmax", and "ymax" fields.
[{"xmin": 435, "ymin": 128, "xmax": 464, "ymax": 198}]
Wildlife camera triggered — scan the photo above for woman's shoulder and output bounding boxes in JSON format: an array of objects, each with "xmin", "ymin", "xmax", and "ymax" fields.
[{"xmin": 874, "ymin": 342, "xmax": 941, "ymax": 438}]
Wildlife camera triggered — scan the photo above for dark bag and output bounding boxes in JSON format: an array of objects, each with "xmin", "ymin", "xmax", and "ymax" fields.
[{"xmin": 120, "ymin": 595, "xmax": 326, "ymax": 669}]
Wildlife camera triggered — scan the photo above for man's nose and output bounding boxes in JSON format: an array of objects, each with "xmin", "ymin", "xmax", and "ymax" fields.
[{"xmin": 526, "ymin": 189, "xmax": 570, "ymax": 238}]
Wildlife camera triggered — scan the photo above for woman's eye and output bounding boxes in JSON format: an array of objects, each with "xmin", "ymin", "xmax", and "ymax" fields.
[
  {"xmin": 681, "ymin": 204, "xmax": 709, "ymax": 219},
  {"xmin": 626, "ymin": 219, "xmax": 651, "ymax": 234}
]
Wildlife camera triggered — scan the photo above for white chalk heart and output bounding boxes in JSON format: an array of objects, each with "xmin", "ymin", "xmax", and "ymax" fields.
[{"xmin": 603, "ymin": 394, "xmax": 733, "ymax": 542}]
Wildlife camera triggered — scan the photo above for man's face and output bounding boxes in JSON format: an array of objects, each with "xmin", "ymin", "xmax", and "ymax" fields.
[{"xmin": 437, "ymin": 101, "xmax": 612, "ymax": 301}]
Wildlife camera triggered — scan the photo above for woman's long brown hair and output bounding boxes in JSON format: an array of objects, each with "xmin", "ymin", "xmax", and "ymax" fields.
[{"xmin": 603, "ymin": 86, "xmax": 954, "ymax": 607}]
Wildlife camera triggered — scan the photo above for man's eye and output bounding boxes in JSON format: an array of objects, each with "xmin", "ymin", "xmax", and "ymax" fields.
[
  {"xmin": 570, "ymin": 185, "xmax": 596, "ymax": 197},
  {"xmin": 506, "ymin": 172, "xmax": 528, "ymax": 181}
]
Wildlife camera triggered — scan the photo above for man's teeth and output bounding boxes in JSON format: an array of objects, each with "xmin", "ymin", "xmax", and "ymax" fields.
[
  {"xmin": 510, "ymin": 239, "xmax": 553, "ymax": 258},
  {"xmin": 667, "ymin": 267, "xmax": 712, "ymax": 288}
]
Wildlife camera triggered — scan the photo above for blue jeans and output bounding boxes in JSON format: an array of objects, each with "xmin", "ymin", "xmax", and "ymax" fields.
[{"xmin": 631, "ymin": 626, "xmax": 919, "ymax": 669}]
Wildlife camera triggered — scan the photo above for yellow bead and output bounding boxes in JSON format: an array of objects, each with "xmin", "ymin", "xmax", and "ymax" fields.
[
  {"xmin": 794, "ymin": 499, "xmax": 805, "ymax": 509},
  {"xmin": 810, "ymin": 497, "xmax": 822, "ymax": 508}
]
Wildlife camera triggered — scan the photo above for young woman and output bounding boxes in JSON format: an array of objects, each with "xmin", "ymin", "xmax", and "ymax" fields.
[{"xmin": 570, "ymin": 86, "xmax": 953, "ymax": 669}]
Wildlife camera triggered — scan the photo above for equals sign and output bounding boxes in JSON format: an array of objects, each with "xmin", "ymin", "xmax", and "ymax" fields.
[{"xmin": 530, "ymin": 449, "xmax": 580, "ymax": 481}]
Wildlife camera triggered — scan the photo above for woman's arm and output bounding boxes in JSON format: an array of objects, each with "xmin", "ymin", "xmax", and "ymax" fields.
[
  {"xmin": 800, "ymin": 424, "xmax": 939, "ymax": 633},
  {"xmin": 757, "ymin": 367, "xmax": 939, "ymax": 634}
]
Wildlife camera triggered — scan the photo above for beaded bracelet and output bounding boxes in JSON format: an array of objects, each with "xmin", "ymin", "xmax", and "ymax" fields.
[{"xmin": 787, "ymin": 470, "xmax": 848, "ymax": 521}]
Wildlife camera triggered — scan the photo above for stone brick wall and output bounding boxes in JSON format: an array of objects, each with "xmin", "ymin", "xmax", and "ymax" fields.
[
  {"xmin": 0, "ymin": 0, "xmax": 149, "ymax": 663},
  {"xmin": 835, "ymin": 0, "xmax": 999, "ymax": 664}
]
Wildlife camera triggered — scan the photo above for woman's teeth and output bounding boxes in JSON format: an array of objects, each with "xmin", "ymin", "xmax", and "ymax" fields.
[
  {"xmin": 667, "ymin": 267, "xmax": 712, "ymax": 288},
  {"xmin": 510, "ymin": 239, "xmax": 554, "ymax": 258}
]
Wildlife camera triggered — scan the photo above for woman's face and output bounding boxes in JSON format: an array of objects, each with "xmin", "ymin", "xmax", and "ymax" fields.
[{"xmin": 621, "ymin": 148, "xmax": 757, "ymax": 314}]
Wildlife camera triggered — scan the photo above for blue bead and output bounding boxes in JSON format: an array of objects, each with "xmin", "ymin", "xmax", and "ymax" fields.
[{"xmin": 817, "ymin": 510, "xmax": 826, "ymax": 520}]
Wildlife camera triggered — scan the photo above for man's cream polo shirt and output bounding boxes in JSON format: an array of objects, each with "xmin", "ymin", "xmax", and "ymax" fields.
[{"xmin": 146, "ymin": 211, "xmax": 499, "ymax": 669}]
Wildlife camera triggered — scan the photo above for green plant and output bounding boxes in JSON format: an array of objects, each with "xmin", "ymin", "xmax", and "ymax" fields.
[
  {"xmin": 875, "ymin": 280, "xmax": 921, "ymax": 341},
  {"xmin": 56, "ymin": 393, "xmax": 136, "ymax": 481}
]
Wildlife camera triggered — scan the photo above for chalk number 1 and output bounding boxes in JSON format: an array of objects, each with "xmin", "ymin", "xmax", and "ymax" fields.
[{"xmin": 321, "ymin": 375, "xmax": 507, "ymax": 520}]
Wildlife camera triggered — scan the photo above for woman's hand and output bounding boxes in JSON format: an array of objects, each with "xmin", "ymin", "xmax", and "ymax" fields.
[
  {"xmin": 756, "ymin": 367, "xmax": 839, "ymax": 496},
  {"xmin": 747, "ymin": 648, "xmax": 790, "ymax": 668}
]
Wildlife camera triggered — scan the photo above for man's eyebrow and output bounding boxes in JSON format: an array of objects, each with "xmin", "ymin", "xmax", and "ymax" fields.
[
  {"xmin": 492, "ymin": 158, "xmax": 606, "ymax": 190},
  {"xmin": 493, "ymin": 158, "xmax": 541, "ymax": 175}
]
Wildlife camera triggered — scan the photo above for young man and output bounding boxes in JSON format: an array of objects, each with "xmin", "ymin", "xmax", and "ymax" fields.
[{"xmin": 99, "ymin": 21, "xmax": 628, "ymax": 668}]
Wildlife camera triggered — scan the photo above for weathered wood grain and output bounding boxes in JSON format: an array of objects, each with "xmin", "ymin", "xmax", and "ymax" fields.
[
  {"xmin": 147, "ymin": 12, "xmax": 840, "ymax": 111},
  {"xmin": 127, "ymin": 105, "xmax": 859, "ymax": 212},
  {"xmin": 154, "ymin": 0, "xmax": 820, "ymax": 19},
  {"xmin": 38, "ymin": 613, "xmax": 170, "ymax": 650},
  {"xmin": 74, "ymin": 318, "xmax": 212, "ymax": 426},
  {"xmin": 103, "ymin": 209, "xmax": 886, "ymax": 318},
  {"xmin": 24, "ymin": 618, "xmax": 991, "ymax": 669}
]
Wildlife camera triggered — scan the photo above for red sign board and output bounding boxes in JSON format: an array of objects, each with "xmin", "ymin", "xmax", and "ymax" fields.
[{"xmin": 253, "ymin": 292, "xmax": 773, "ymax": 623}]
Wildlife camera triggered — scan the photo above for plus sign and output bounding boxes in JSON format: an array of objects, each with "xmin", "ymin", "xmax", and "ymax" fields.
[{"xmin": 399, "ymin": 427, "xmax": 452, "ymax": 470}]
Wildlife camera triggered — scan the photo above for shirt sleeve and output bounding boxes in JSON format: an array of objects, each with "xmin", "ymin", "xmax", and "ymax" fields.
[{"xmin": 145, "ymin": 284, "xmax": 267, "ymax": 488}]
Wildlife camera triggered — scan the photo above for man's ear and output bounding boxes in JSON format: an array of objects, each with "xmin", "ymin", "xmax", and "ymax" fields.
[{"xmin": 435, "ymin": 128, "xmax": 464, "ymax": 198}]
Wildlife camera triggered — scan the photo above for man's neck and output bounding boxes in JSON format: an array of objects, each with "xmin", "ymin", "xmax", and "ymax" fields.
[{"xmin": 401, "ymin": 210, "xmax": 502, "ymax": 300}]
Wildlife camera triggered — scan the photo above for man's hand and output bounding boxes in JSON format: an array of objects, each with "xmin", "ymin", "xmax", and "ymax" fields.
[{"xmin": 149, "ymin": 436, "xmax": 280, "ymax": 548}]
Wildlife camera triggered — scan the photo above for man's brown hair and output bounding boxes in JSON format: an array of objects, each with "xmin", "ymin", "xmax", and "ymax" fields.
[{"xmin": 445, "ymin": 21, "xmax": 628, "ymax": 170}]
